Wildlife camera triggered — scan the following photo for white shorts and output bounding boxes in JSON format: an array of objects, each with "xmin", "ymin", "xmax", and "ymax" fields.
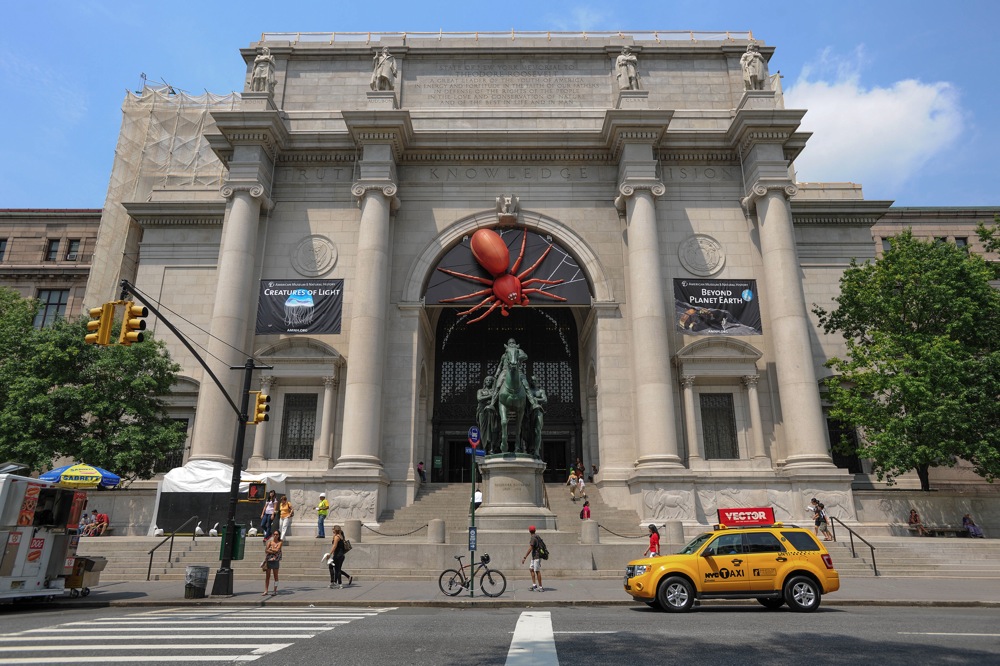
[{"xmin": 529, "ymin": 558, "xmax": 542, "ymax": 572}]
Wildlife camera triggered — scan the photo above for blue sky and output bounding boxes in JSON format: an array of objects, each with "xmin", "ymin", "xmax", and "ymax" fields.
[{"xmin": 2, "ymin": 1, "xmax": 997, "ymax": 209}]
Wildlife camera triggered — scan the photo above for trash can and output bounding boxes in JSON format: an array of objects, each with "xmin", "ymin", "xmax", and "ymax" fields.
[
  {"xmin": 65, "ymin": 556, "xmax": 107, "ymax": 597},
  {"xmin": 184, "ymin": 565, "xmax": 210, "ymax": 599},
  {"xmin": 218, "ymin": 526, "xmax": 246, "ymax": 561}
]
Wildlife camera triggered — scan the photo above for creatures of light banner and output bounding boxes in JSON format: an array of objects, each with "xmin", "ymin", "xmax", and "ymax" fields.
[
  {"xmin": 673, "ymin": 279, "xmax": 762, "ymax": 336},
  {"xmin": 255, "ymin": 279, "xmax": 344, "ymax": 335}
]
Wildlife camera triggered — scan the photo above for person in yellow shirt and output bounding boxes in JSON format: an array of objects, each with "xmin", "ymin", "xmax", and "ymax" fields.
[
  {"xmin": 316, "ymin": 493, "xmax": 329, "ymax": 538},
  {"xmin": 278, "ymin": 495, "xmax": 294, "ymax": 541}
]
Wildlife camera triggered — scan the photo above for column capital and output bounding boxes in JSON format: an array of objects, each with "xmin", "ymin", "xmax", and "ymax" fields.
[
  {"xmin": 614, "ymin": 177, "xmax": 665, "ymax": 214},
  {"xmin": 680, "ymin": 375, "xmax": 696, "ymax": 388},
  {"xmin": 260, "ymin": 376, "xmax": 276, "ymax": 390},
  {"xmin": 323, "ymin": 376, "xmax": 339, "ymax": 389},
  {"xmin": 221, "ymin": 180, "xmax": 274, "ymax": 211},
  {"xmin": 742, "ymin": 374, "xmax": 760, "ymax": 389},
  {"xmin": 740, "ymin": 178, "xmax": 798, "ymax": 215}
]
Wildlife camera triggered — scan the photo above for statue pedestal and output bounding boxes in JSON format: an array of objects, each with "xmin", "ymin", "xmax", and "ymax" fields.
[
  {"xmin": 475, "ymin": 455, "xmax": 557, "ymax": 530},
  {"xmin": 366, "ymin": 90, "xmax": 399, "ymax": 110},
  {"xmin": 737, "ymin": 90, "xmax": 777, "ymax": 111},
  {"xmin": 615, "ymin": 89, "xmax": 649, "ymax": 109}
]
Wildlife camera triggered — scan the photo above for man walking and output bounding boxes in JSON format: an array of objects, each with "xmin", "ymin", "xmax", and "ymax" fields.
[
  {"xmin": 316, "ymin": 493, "xmax": 329, "ymax": 539},
  {"xmin": 520, "ymin": 525, "xmax": 544, "ymax": 592}
]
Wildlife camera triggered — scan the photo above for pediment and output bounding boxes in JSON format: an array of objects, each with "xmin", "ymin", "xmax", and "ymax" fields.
[
  {"xmin": 675, "ymin": 338, "xmax": 762, "ymax": 377},
  {"xmin": 256, "ymin": 338, "xmax": 343, "ymax": 364}
]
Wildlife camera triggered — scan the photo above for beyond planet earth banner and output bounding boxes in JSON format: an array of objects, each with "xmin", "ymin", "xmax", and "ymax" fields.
[
  {"xmin": 255, "ymin": 279, "xmax": 344, "ymax": 335},
  {"xmin": 673, "ymin": 278, "xmax": 762, "ymax": 336}
]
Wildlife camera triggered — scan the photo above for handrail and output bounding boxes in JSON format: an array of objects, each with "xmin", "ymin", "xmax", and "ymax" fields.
[
  {"xmin": 146, "ymin": 515, "xmax": 199, "ymax": 581},
  {"xmin": 829, "ymin": 516, "xmax": 879, "ymax": 577}
]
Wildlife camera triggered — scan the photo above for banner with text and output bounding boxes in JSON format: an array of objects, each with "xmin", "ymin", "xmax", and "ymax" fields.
[
  {"xmin": 255, "ymin": 279, "xmax": 344, "ymax": 335},
  {"xmin": 673, "ymin": 279, "xmax": 762, "ymax": 336}
]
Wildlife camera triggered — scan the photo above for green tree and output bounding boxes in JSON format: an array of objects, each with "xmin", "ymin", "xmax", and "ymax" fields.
[
  {"xmin": 814, "ymin": 230, "xmax": 1000, "ymax": 491},
  {"xmin": 0, "ymin": 289, "xmax": 187, "ymax": 482},
  {"xmin": 976, "ymin": 213, "xmax": 1000, "ymax": 262}
]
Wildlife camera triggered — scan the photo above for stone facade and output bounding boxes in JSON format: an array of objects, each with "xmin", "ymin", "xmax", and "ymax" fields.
[{"xmin": 80, "ymin": 32, "xmax": 999, "ymax": 531}]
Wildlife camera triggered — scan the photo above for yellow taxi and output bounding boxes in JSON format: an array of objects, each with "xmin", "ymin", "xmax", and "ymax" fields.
[{"xmin": 623, "ymin": 522, "xmax": 839, "ymax": 612}]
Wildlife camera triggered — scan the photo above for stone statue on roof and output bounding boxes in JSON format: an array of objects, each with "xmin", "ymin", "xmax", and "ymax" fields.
[
  {"xmin": 250, "ymin": 47, "xmax": 276, "ymax": 94},
  {"xmin": 740, "ymin": 42, "xmax": 766, "ymax": 91}
]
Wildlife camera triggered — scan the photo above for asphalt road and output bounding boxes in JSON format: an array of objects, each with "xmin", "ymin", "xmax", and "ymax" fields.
[{"xmin": 1, "ymin": 605, "xmax": 998, "ymax": 665}]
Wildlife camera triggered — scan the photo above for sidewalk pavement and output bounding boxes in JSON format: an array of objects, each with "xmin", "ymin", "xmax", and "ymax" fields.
[{"xmin": 21, "ymin": 575, "xmax": 1000, "ymax": 609}]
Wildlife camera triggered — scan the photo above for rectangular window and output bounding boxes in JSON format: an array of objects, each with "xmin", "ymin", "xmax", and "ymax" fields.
[
  {"xmin": 827, "ymin": 419, "xmax": 863, "ymax": 474},
  {"xmin": 33, "ymin": 289, "xmax": 70, "ymax": 328},
  {"xmin": 154, "ymin": 419, "xmax": 189, "ymax": 473},
  {"xmin": 955, "ymin": 237, "xmax": 969, "ymax": 253},
  {"xmin": 0, "ymin": 239, "xmax": 6, "ymax": 262},
  {"xmin": 700, "ymin": 393, "xmax": 739, "ymax": 459},
  {"xmin": 934, "ymin": 236, "xmax": 948, "ymax": 245},
  {"xmin": 880, "ymin": 238, "xmax": 892, "ymax": 253},
  {"xmin": 278, "ymin": 393, "xmax": 317, "ymax": 459},
  {"xmin": 65, "ymin": 239, "xmax": 81, "ymax": 261},
  {"xmin": 45, "ymin": 239, "xmax": 60, "ymax": 262}
]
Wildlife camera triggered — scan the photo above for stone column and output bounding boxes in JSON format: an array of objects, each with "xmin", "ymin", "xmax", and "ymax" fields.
[
  {"xmin": 249, "ymin": 376, "xmax": 276, "ymax": 466},
  {"xmin": 747, "ymin": 183, "xmax": 832, "ymax": 467},
  {"xmin": 618, "ymin": 178, "xmax": 683, "ymax": 468},
  {"xmin": 317, "ymin": 375, "xmax": 339, "ymax": 467},
  {"xmin": 188, "ymin": 182, "xmax": 271, "ymax": 462},
  {"xmin": 680, "ymin": 375, "xmax": 702, "ymax": 464},
  {"xmin": 742, "ymin": 375, "xmax": 768, "ymax": 460}
]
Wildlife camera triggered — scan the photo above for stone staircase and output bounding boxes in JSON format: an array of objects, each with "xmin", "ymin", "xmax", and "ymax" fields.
[{"xmin": 825, "ymin": 536, "xmax": 1000, "ymax": 578}]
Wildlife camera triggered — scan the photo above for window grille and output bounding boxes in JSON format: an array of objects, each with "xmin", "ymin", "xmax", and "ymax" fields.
[
  {"xmin": 700, "ymin": 393, "xmax": 739, "ymax": 459},
  {"xmin": 278, "ymin": 393, "xmax": 318, "ymax": 459}
]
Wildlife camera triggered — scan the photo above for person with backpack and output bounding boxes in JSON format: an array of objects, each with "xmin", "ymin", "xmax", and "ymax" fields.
[
  {"xmin": 580, "ymin": 500, "xmax": 591, "ymax": 520},
  {"xmin": 520, "ymin": 525, "xmax": 545, "ymax": 592}
]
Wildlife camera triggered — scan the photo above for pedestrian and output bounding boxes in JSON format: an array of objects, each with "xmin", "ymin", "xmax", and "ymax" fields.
[
  {"xmin": 580, "ymin": 500, "xmax": 591, "ymax": 520},
  {"xmin": 262, "ymin": 530, "xmax": 282, "ymax": 596},
  {"xmin": 908, "ymin": 508, "xmax": 930, "ymax": 536},
  {"xmin": 327, "ymin": 524, "xmax": 353, "ymax": 589},
  {"xmin": 816, "ymin": 503, "xmax": 834, "ymax": 541},
  {"xmin": 644, "ymin": 524, "xmax": 660, "ymax": 557},
  {"xmin": 808, "ymin": 498, "xmax": 822, "ymax": 537},
  {"xmin": 316, "ymin": 493, "xmax": 329, "ymax": 539},
  {"xmin": 589, "ymin": 464, "xmax": 598, "ymax": 483},
  {"xmin": 577, "ymin": 474, "xmax": 587, "ymax": 501},
  {"xmin": 279, "ymin": 495, "xmax": 294, "ymax": 541},
  {"xmin": 520, "ymin": 525, "xmax": 544, "ymax": 592},
  {"xmin": 417, "ymin": 461, "xmax": 426, "ymax": 483},
  {"xmin": 566, "ymin": 470, "xmax": 578, "ymax": 501},
  {"xmin": 260, "ymin": 490, "xmax": 277, "ymax": 538},
  {"xmin": 962, "ymin": 514, "xmax": 985, "ymax": 538},
  {"xmin": 574, "ymin": 457, "xmax": 585, "ymax": 477},
  {"xmin": 474, "ymin": 487, "xmax": 483, "ymax": 511}
]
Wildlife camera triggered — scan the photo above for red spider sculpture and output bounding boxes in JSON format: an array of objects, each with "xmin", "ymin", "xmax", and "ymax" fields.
[{"xmin": 437, "ymin": 227, "xmax": 567, "ymax": 323}]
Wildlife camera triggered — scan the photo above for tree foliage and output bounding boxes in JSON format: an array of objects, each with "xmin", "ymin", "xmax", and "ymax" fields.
[
  {"xmin": 814, "ymin": 230, "xmax": 1000, "ymax": 490},
  {"xmin": 0, "ymin": 288, "xmax": 187, "ymax": 483}
]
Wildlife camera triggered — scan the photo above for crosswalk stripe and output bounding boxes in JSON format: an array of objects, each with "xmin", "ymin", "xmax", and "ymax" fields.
[
  {"xmin": 0, "ymin": 635, "xmax": 318, "ymax": 641},
  {"xmin": 0, "ymin": 644, "xmax": 292, "ymax": 652},
  {"xmin": 505, "ymin": 611, "xmax": 558, "ymax": 666}
]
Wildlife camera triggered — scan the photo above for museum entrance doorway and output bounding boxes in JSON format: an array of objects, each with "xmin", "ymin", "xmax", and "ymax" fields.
[{"xmin": 431, "ymin": 307, "xmax": 582, "ymax": 484}]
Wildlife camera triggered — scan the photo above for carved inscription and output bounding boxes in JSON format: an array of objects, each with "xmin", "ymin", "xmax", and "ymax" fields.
[
  {"xmin": 662, "ymin": 167, "xmax": 737, "ymax": 181},
  {"xmin": 408, "ymin": 61, "xmax": 605, "ymax": 107}
]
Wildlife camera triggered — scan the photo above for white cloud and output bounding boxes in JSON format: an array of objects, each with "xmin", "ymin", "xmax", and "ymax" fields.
[{"xmin": 784, "ymin": 49, "xmax": 964, "ymax": 196}]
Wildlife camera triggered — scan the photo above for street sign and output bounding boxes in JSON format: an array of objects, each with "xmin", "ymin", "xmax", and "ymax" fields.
[
  {"xmin": 468, "ymin": 526, "xmax": 477, "ymax": 551},
  {"xmin": 465, "ymin": 447, "xmax": 486, "ymax": 457},
  {"xmin": 468, "ymin": 426, "xmax": 481, "ymax": 447}
]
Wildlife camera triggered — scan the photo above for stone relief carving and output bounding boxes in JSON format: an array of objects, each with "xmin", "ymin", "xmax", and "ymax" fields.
[
  {"xmin": 804, "ymin": 489, "xmax": 852, "ymax": 520},
  {"xmin": 678, "ymin": 235, "xmax": 725, "ymax": 276},
  {"xmin": 326, "ymin": 490, "xmax": 377, "ymax": 521},
  {"xmin": 766, "ymin": 489, "xmax": 795, "ymax": 522},
  {"xmin": 716, "ymin": 488, "xmax": 767, "ymax": 511},
  {"xmin": 644, "ymin": 489, "xmax": 692, "ymax": 521},
  {"xmin": 740, "ymin": 42, "xmax": 767, "ymax": 91},
  {"xmin": 291, "ymin": 235, "xmax": 338, "ymax": 277},
  {"xmin": 496, "ymin": 194, "xmax": 519, "ymax": 225},
  {"xmin": 615, "ymin": 46, "xmax": 640, "ymax": 90}
]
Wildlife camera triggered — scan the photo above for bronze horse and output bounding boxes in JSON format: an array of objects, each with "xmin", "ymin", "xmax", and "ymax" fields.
[{"xmin": 496, "ymin": 343, "xmax": 527, "ymax": 453}]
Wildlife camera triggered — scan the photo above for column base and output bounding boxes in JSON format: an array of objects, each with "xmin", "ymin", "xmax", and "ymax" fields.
[{"xmin": 634, "ymin": 454, "xmax": 685, "ymax": 469}]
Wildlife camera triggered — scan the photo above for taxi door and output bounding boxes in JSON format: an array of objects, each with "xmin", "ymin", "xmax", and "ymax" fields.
[
  {"xmin": 743, "ymin": 531, "xmax": 785, "ymax": 592},
  {"xmin": 696, "ymin": 533, "xmax": 749, "ymax": 594}
]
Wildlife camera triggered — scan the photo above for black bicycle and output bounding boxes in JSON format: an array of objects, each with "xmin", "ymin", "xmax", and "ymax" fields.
[{"xmin": 438, "ymin": 554, "xmax": 507, "ymax": 597}]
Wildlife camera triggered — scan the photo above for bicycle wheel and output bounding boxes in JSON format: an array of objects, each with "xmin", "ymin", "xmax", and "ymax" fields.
[
  {"xmin": 438, "ymin": 569, "xmax": 465, "ymax": 596},
  {"xmin": 479, "ymin": 568, "xmax": 507, "ymax": 597}
]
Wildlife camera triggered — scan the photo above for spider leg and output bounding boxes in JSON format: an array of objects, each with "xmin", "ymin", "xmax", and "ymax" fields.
[
  {"xmin": 456, "ymin": 295, "xmax": 495, "ymax": 315},
  {"xmin": 522, "ymin": 288, "xmax": 568, "ymax": 302},
  {"xmin": 467, "ymin": 300, "xmax": 504, "ymax": 324},
  {"xmin": 516, "ymin": 243, "xmax": 556, "ymax": 280},
  {"xmin": 521, "ymin": 277, "xmax": 565, "ymax": 287},
  {"xmin": 509, "ymin": 228, "xmax": 529, "ymax": 274},
  {"xmin": 436, "ymin": 267, "xmax": 493, "ymax": 286},
  {"xmin": 440, "ymin": 288, "xmax": 492, "ymax": 303}
]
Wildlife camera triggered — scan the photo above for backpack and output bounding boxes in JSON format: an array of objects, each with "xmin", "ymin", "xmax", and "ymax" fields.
[
  {"xmin": 580, "ymin": 508, "xmax": 585, "ymax": 519},
  {"xmin": 535, "ymin": 536, "xmax": 549, "ymax": 560}
]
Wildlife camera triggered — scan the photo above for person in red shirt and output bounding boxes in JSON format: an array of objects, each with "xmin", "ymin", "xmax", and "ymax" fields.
[
  {"xmin": 644, "ymin": 524, "xmax": 660, "ymax": 557},
  {"xmin": 580, "ymin": 500, "xmax": 591, "ymax": 520}
]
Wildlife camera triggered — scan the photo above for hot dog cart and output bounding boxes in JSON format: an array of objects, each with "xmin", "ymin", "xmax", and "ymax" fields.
[{"xmin": 0, "ymin": 473, "xmax": 87, "ymax": 602}]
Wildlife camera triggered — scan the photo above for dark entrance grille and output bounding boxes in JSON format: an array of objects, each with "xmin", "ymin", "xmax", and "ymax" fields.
[{"xmin": 433, "ymin": 307, "xmax": 582, "ymax": 481}]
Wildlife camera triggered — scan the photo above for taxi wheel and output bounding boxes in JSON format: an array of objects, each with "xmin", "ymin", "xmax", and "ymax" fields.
[
  {"xmin": 757, "ymin": 597, "xmax": 785, "ymax": 610},
  {"xmin": 783, "ymin": 576, "xmax": 821, "ymax": 612},
  {"xmin": 657, "ymin": 576, "xmax": 695, "ymax": 613}
]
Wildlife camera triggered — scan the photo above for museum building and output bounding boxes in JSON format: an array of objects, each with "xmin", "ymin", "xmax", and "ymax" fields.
[{"xmin": 81, "ymin": 31, "xmax": 998, "ymax": 531}]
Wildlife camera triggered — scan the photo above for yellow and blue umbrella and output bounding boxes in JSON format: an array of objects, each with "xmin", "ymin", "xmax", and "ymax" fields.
[{"xmin": 40, "ymin": 463, "xmax": 121, "ymax": 489}]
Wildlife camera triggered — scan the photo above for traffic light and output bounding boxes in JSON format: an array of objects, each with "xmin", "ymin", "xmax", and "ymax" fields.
[
  {"xmin": 250, "ymin": 391, "xmax": 270, "ymax": 424},
  {"xmin": 85, "ymin": 303, "xmax": 115, "ymax": 346},
  {"xmin": 246, "ymin": 482, "xmax": 266, "ymax": 501},
  {"xmin": 119, "ymin": 301, "xmax": 148, "ymax": 346}
]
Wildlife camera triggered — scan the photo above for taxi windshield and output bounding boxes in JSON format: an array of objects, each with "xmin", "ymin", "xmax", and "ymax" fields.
[{"xmin": 677, "ymin": 532, "xmax": 713, "ymax": 555}]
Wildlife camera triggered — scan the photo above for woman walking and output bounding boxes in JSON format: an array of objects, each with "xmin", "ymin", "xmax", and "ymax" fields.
[
  {"xmin": 327, "ymin": 525, "xmax": 353, "ymax": 589},
  {"xmin": 644, "ymin": 524, "xmax": 660, "ymax": 557},
  {"xmin": 262, "ymin": 530, "xmax": 283, "ymax": 596},
  {"xmin": 259, "ymin": 490, "xmax": 277, "ymax": 537},
  {"xmin": 278, "ymin": 495, "xmax": 294, "ymax": 541}
]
